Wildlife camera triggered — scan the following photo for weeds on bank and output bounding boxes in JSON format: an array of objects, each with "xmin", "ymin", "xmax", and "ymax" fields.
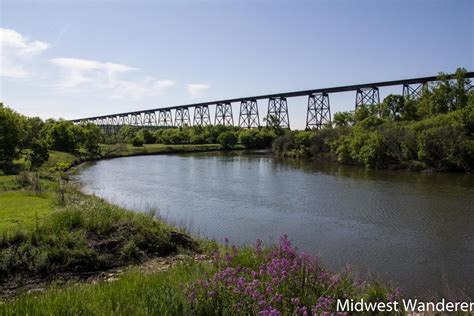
[
  {"xmin": 0, "ymin": 188, "xmax": 198, "ymax": 282},
  {"xmin": 0, "ymin": 236, "xmax": 401, "ymax": 315}
]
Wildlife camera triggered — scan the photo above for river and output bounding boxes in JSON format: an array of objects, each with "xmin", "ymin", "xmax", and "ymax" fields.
[{"xmin": 76, "ymin": 151, "xmax": 474, "ymax": 297}]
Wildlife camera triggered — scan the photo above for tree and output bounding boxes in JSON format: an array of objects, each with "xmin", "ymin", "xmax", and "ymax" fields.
[
  {"xmin": 333, "ymin": 111, "xmax": 355, "ymax": 127},
  {"xmin": 263, "ymin": 114, "xmax": 285, "ymax": 136},
  {"xmin": 24, "ymin": 117, "xmax": 45, "ymax": 148},
  {"xmin": 82, "ymin": 123, "xmax": 103, "ymax": 154},
  {"xmin": 131, "ymin": 135, "xmax": 144, "ymax": 147},
  {"xmin": 47, "ymin": 120, "xmax": 78, "ymax": 152},
  {"xmin": 381, "ymin": 95, "xmax": 404, "ymax": 121},
  {"xmin": 139, "ymin": 129, "xmax": 155, "ymax": 144},
  {"xmin": 28, "ymin": 138, "xmax": 49, "ymax": 170},
  {"xmin": 0, "ymin": 104, "xmax": 25, "ymax": 170},
  {"xmin": 217, "ymin": 131, "xmax": 237, "ymax": 149}
]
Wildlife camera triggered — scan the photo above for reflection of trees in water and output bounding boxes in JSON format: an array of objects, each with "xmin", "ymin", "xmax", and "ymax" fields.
[
  {"xmin": 272, "ymin": 157, "xmax": 474, "ymax": 189},
  {"xmin": 178, "ymin": 151, "xmax": 474, "ymax": 189}
]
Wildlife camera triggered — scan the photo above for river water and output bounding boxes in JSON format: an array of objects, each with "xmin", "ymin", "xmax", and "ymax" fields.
[{"xmin": 76, "ymin": 151, "xmax": 474, "ymax": 297}]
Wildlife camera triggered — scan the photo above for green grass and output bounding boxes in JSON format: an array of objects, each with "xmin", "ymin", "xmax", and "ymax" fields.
[
  {"xmin": 0, "ymin": 187, "xmax": 200, "ymax": 282},
  {"xmin": 43, "ymin": 151, "xmax": 78, "ymax": 168},
  {"xmin": 0, "ymin": 176, "xmax": 19, "ymax": 191},
  {"xmin": 0, "ymin": 191, "xmax": 54, "ymax": 231},
  {"xmin": 0, "ymin": 261, "xmax": 208, "ymax": 315}
]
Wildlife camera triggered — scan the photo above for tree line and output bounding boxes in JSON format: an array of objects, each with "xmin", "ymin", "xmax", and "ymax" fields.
[{"xmin": 0, "ymin": 105, "xmax": 103, "ymax": 172}]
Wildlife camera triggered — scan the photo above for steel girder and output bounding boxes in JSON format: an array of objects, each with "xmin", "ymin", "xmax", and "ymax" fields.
[
  {"xmin": 306, "ymin": 93, "xmax": 331, "ymax": 130},
  {"xmin": 239, "ymin": 100, "xmax": 260, "ymax": 128},
  {"xmin": 267, "ymin": 97, "xmax": 289, "ymax": 129},
  {"xmin": 193, "ymin": 105, "xmax": 211, "ymax": 126},
  {"xmin": 175, "ymin": 108, "xmax": 191, "ymax": 127},
  {"xmin": 215, "ymin": 102, "xmax": 233, "ymax": 126},
  {"xmin": 355, "ymin": 87, "xmax": 380, "ymax": 109}
]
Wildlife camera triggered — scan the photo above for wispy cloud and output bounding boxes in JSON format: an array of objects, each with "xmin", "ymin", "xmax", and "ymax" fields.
[
  {"xmin": 187, "ymin": 83, "xmax": 210, "ymax": 99},
  {"xmin": 0, "ymin": 28, "xmax": 49, "ymax": 78},
  {"xmin": 50, "ymin": 57, "xmax": 176, "ymax": 99}
]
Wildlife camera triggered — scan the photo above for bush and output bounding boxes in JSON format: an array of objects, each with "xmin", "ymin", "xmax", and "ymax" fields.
[
  {"xmin": 217, "ymin": 131, "xmax": 237, "ymax": 149},
  {"xmin": 239, "ymin": 129, "xmax": 276, "ymax": 149},
  {"xmin": 131, "ymin": 136, "xmax": 144, "ymax": 147}
]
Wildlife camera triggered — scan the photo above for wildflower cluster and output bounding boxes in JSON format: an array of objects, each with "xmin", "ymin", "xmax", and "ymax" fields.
[{"xmin": 188, "ymin": 235, "xmax": 398, "ymax": 315}]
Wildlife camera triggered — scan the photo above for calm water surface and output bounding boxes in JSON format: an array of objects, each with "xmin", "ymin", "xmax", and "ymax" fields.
[{"xmin": 77, "ymin": 151, "xmax": 474, "ymax": 297}]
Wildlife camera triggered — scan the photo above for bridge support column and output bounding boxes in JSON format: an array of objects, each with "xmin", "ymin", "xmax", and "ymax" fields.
[
  {"xmin": 129, "ymin": 113, "xmax": 144, "ymax": 126},
  {"xmin": 267, "ymin": 97, "xmax": 289, "ymax": 129},
  {"xmin": 175, "ymin": 108, "xmax": 191, "ymax": 127},
  {"xmin": 193, "ymin": 106, "xmax": 211, "ymax": 126},
  {"xmin": 306, "ymin": 93, "xmax": 331, "ymax": 130},
  {"xmin": 239, "ymin": 100, "xmax": 260, "ymax": 128},
  {"xmin": 402, "ymin": 83, "xmax": 424, "ymax": 100},
  {"xmin": 215, "ymin": 102, "xmax": 233, "ymax": 126},
  {"xmin": 143, "ymin": 111, "xmax": 157, "ymax": 127},
  {"xmin": 158, "ymin": 110, "xmax": 173, "ymax": 127},
  {"xmin": 355, "ymin": 87, "xmax": 380, "ymax": 109}
]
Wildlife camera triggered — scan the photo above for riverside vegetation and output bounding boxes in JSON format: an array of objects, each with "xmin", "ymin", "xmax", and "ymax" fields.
[
  {"xmin": 273, "ymin": 68, "xmax": 474, "ymax": 173},
  {"xmin": 0, "ymin": 68, "xmax": 470, "ymax": 314}
]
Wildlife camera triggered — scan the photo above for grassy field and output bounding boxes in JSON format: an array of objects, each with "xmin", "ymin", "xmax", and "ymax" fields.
[{"xmin": 0, "ymin": 191, "xmax": 54, "ymax": 231}]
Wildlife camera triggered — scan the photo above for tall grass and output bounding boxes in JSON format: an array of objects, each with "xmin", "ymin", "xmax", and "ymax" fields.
[
  {"xmin": 0, "ymin": 237, "xmax": 401, "ymax": 315},
  {"xmin": 0, "ymin": 189, "xmax": 198, "ymax": 282}
]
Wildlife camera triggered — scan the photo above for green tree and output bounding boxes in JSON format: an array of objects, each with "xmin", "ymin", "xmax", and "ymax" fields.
[
  {"xmin": 138, "ymin": 129, "xmax": 155, "ymax": 144},
  {"xmin": 333, "ymin": 111, "xmax": 354, "ymax": 127},
  {"xmin": 217, "ymin": 131, "xmax": 237, "ymax": 148},
  {"xmin": 23, "ymin": 117, "xmax": 45, "ymax": 148},
  {"xmin": 263, "ymin": 114, "xmax": 285, "ymax": 136},
  {"xmin": 82, "ymin": 123, "xmax": 103, "ymax": 154},
  {"xmin": 0, "ymin": 104, "xmax": 25, "ymax": 169},
  {"xmin": 47, "ymin": 120, "xmax": 78, "ymax": 152},
  {"xmin": 131, "ymin": 135, "xmax": 144, "ymax": 147},
  {"xmin": 28, "ymin": 138, "xmax": 50, "ymax": 170}
]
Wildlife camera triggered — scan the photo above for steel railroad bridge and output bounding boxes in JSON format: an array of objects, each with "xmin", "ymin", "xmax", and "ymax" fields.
[{"xmin": 72, "ymin": 72, "xmax": 474, "ymax": 131}]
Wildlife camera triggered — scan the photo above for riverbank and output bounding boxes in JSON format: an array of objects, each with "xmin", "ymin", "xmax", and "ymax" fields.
[{"xmin": 0, "ymin": 147, "xmax": 404, "ymax": 314}]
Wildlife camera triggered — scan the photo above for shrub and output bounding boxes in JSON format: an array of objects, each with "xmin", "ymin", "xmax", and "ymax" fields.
[
  {"xmin": 131, "ymin": 135, "xmax": 144, "ymax": 147},
  {"xmin": 217, "ymin": 131, "xmax": 237, "ymax": 149}
]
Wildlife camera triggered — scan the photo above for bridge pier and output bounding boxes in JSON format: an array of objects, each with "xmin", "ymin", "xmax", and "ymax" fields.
[
  {"xmin": 158, "ymin": 110, "xmax": 173, "ymax": 127},
  {"xmin": 193, "ymin": 105, "xmax": 211, "ymax": 126},
  {"xmin": 239, "ymin": 99, "xmax": 260, "ymax": 128},
  {"xmin": 402, "ymin": 83, "xmax": 424, "ymax": 100},
  {"xmin": 355, "ymin": 87, "xmax": 380, "ymax": 109},
  {"xmin": 175, "ymin": 108, "xmax": 191, "ymax": 127},
  {"xmin": 143, "ymin": 111, "xmax": 157, "ymax": 127},
  {"xmin": 267, "ymin": 97, "xmax": 289, "ymax": 129},
  {"xmin": 306, "ymin": 93, "xmax": 331, "ymax": 130},
  {"xmin": 215, "ymin": 102, "xmax": 233, "ymax": 126}
]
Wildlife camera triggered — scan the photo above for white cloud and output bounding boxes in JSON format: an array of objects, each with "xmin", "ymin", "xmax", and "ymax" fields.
[
  {"xmin": 0, "ymin": 28, "xmax": 49, "ymax": 78},
  {"xmin": 187, "ymin": 83, "xmax": 210, "ymax": 99},
  {"xmin": 50, "ymin": 57, "xmax": 176, "ymax": 99}
]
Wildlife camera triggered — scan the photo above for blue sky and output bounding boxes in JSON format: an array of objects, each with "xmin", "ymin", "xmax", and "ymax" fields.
[{"xmin": 1, "ymin": 0, "xmax": 472, "ymax": 129}]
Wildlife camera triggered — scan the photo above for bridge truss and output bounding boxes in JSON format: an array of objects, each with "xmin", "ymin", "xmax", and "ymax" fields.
[{"xmin": 72, "ymin": 72, "xmax": 474, "ymax": 131}]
